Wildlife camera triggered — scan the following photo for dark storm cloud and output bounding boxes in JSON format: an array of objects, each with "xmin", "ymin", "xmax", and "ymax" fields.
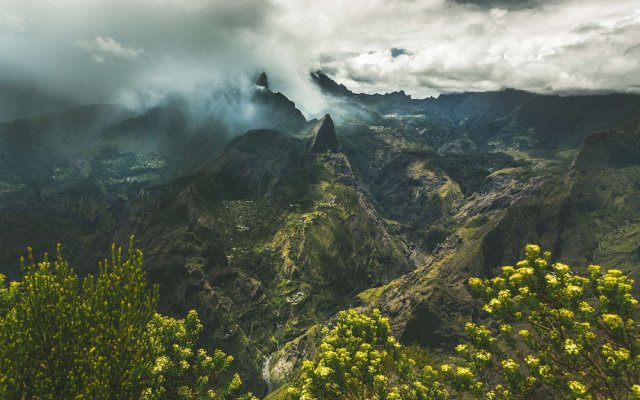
[
  {"xmin": 0, "ymin": 79, "xmax": 75, "ymax": 122},
  {"xmin": 0, "ymin": 0, "xmax": 326, "ymax": 120},
  {"xmin": 0, "ymin": 0, "xmax": 639, "ymax": 120},
  {"xmin": 451, "ymin": 0, "xmax": 551, "ymax": 10}
]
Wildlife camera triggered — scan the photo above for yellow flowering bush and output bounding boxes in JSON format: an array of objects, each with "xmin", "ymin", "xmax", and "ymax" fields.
[
  {"xmin": 463, "ymin": 244, "xmax": 640, "ymax": 399},
  {"xmin": 285, "ymin": 309, "xmax": 448, "ymax": 400},
  {"xmin": 143, "ymin": 311, "xmax": 248, "ymax": 400},
  {"xmin": 277, "ymin": 244, "xmax": 640, "ymax": 400},
  {"xmin": 0, "ymin": 239, "xmax": 253, "ymax": 400}
]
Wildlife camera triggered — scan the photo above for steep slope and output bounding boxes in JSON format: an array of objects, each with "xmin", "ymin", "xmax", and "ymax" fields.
[
  {"xmin": 0, "ymin": 79, "xmax": 308, "ymax": 279},
  {"xmin": 308, "ymin": 114, "xmax": 339, "ymax": 153},
  {"xmin": 360, "ymin": 117, "xmax": 640, "ymax": 351},
  {"xmin": 3, "ymin": 73, "xmax": 640, "ymax": 397},
  {"xmin": 130, "ymin": 125, "xmax": 413, "ymax": 395},
  {"xmin": 252, "ymin": 73, "xmax": 307, "ymax": 134}
]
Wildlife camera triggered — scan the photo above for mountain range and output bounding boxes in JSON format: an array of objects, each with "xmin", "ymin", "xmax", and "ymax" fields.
[{"xmin": 1, "ymin": 72, "xmax": 639, "ymax": 396}]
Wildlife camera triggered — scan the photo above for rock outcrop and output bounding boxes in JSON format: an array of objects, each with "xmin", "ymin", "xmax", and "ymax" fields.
[
  {"xmin": 256, "ymin": 72, "xmax": 269, "ymax": 91},
  {"xmin": 251, "ymin": 72, "xmax": 306, "ymax": 133},
  {"xmin": 309, "ymin": 114, "xmax": 340, "ymax": 153}
]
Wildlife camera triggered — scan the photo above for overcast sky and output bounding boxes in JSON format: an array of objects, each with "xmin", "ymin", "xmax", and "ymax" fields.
[{"xmin": 0, "ymin": 0, "xmax": 639, "ymax": 118}]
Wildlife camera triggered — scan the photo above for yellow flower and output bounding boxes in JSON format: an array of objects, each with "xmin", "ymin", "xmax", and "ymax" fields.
[
  {"xmin": 538, "ymin": 365, "xmax": 552, "ymax": 379},
  {"xmin": 491, "ymin": 277, "xmax": 505, "ymax": 287},
  {"xmin": 524, "ymin": 355, "xmax": 539, "ymax": 367},
  {"xmin": 502, "ymin": 266, "xmax": 515, "ymax": 275},
  {"xmin": 536, "ymin": 257, "xmax": 548, "ymax": 268},
  {"xmin": 545, "ymin": 274, "xmax": 559, "ymax": 286},
  {"xmin": 525, "ymin": 244, "xmax": 541, "ymax": 257},
  {"xmin": 500, "ymin": 324, "xmax": 512, "ymax": 333},
  {"xmin": 455, "ymin": 343, "xmax": 469, "ymax": 354},
  {"xmin": 501, "ymin": 359, "xmax": 519, "ymax": 374},
  {"xmin": 455, "ymin": 366, "xmax": 473, "ymax": 379},
  {"xmin": 564, "ymin": 285, "xmax": 583, "ymax": 297},
  {"xmin": 568, "ymin": 380, "xmax": 587, "ymax": 395},
  {"xmin": 469, "ymin": 277, "xmax": 484, "ymax": 289},
  {"xmin": 474, "ymin": 350, "xmax": 492, "ymax": 362},
  {"xmin": 602, "ymin": 313, "xmax": 624, "ymax": 330},
  {"xmin": 553, "ymin": 263, "xmax": 569, "ymax": 275},
  {"xmin": 558, "ymin": 308, "xmax": 575, "ymax": 320},
  {"xmin": 314, "ymin": 365, "xmax": 332, "ymax": 377},
  {"xmin": 578, "ymin": 301, "xmax": 594, "ymax": 314},
  {"xmin": 564, "ymin": 339, "xmax": 580, "ymax": 355}
]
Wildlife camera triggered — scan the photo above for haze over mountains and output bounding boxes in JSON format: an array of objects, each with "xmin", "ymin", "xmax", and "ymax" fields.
[{"xmin": 1, "ymin": 70, "xmax": 639, "ymax": 395}]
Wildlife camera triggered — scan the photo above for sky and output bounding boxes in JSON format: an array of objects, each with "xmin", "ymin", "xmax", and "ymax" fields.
[{"xmin": 0, "ymin": 0, "xmax": 639, "ymax": 119}]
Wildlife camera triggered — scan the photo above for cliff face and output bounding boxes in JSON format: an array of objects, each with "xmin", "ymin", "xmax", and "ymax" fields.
[
  {"xmin": 256, "ymin": 72, "xmax": 270, "ymax": 90},
  {"xmin": 308, "ymin": 114, "xmax": 340, "ymax": 153},
  {"xmin": 130, "ymin": 127, "xmax": 411, "ymax": 394},
  {"xmin": 358, "ymin": 117, "xmax": 640, "ymax": 355}
]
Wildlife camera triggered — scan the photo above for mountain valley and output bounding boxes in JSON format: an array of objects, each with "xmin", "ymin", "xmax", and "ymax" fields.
[{"xmin": 1, "ymin": 73, "xmax": 639, "ymax": 396}]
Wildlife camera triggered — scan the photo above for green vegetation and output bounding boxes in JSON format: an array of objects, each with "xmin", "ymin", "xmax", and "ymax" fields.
[
  {"xmin": 2, "ymin": 237, "xmax": 639, "ymax": 399},
  {"xmin": 0, "ymin": 239, "xmax": 254, "ymax": 400},
  {"xmin": 461, "ymin": 244, "xmax": 640, "ymax": 399},
  {"xmin": 278, "ymin": 245, "xmax": 640, "ymax": 400},
  {"xmin": 281, "ymin": 309, "xmax": 447, "ymax": 400}
]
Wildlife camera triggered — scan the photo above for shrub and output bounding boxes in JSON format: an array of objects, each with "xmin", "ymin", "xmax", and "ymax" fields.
[
  {"xmin": 459, "ymin": 244, "xmax": 640, "ymax": 399},
  {"xmin": 284, "ymin": 245, "xmax": 640, "ymax": 400},
  {"xmin": 0, "ymin": 239, "xmax": 253, "ymax": 400},
  {"xmin": 284, "ymin": 309, "xmax": 448, "ymax": 400}
]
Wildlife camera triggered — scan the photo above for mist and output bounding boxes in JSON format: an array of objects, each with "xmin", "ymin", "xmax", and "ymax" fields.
[{"xmin": 1, "ymin": 0, "xmax": 638, "ymax": 122}]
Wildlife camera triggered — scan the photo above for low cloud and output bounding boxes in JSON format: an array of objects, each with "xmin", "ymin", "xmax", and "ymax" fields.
[
  {"xmin": 77, "ymin": 36, "xmax": 143, "ymax": 64},
  {"xmin": 0, "ymin": 13, "xmax": 25, "ymax": 34},
  {"xmin": 0, "ymin": 0, "xmax": 638, "ymax": 121}
]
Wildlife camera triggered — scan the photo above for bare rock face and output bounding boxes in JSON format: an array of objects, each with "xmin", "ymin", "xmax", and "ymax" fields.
[
  {"xmin": 309, "ymin": 114, "xmax": 340, "ymax": 153},
  {"xmin": 256, "ymin": 72, "xmax": 269, "ymax": 91}
]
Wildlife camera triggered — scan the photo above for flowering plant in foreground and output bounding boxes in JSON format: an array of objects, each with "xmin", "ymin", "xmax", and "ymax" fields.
[
  {"xmin": 459, "ymin": 245, "xmax": 640, "ymax": 399},
  {"xmin": 285, "ymin": 245, "xmax": 640, "ymax": 400},
  {"xmin": 0, "ymin": 239, "xmax": 254, "ymax": 400},
  {"xmin": 285, "ymin": 309, "xmax": 448, "ymax": 400}
]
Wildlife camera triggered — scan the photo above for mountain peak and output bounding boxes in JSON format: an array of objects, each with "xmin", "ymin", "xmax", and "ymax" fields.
[
  {"xmin": 256, "ymin": 72, "xmax": 269, "ymax": 91},
  {"xmin": 310, "ymin": 71, "xmax": 352, "ymax": 98},
  {"xmin": 309, "ymin": 114, "xmax": 340, "ymax": 153}
]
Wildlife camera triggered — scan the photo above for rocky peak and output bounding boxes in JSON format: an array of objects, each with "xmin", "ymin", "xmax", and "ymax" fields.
[
  {"xmin": 256, "ymin": 72, "xmax": 269, "ymax": 91},
  {"xmin": 309, "ymin": 114, "xmax": 340, "ymax": 153}
]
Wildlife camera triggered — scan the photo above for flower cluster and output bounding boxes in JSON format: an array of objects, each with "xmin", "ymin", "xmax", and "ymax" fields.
[
  {"xmin": 287, "ymin": 309, "xmax": 448, "ymax": 400},
  {"xmin": 463, "ymin": 244, "xmax": 640, "ymax": 399}
]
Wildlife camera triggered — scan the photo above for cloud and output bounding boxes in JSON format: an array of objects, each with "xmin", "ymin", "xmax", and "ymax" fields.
[
  {"xmin": 450, "ymin": 0, "xmax": 551, "ymax": 10},
  {"xmin": 293, "ymin": 0, "xmax": 640, "ymax": 97},
  {"xmin": 0, "ymin": 0, "xmax": 325, "ymax": 118},
  {"xmin": 0, "ymin": 0, "xmax": 638, "ymax": 121},
  {"xmin": 77, "ymin": 36, "xmax": 143, "ymax": 63},
  {"xmin": 0, "ymin": 13, "xmax": 25, "ymax": 34}
]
